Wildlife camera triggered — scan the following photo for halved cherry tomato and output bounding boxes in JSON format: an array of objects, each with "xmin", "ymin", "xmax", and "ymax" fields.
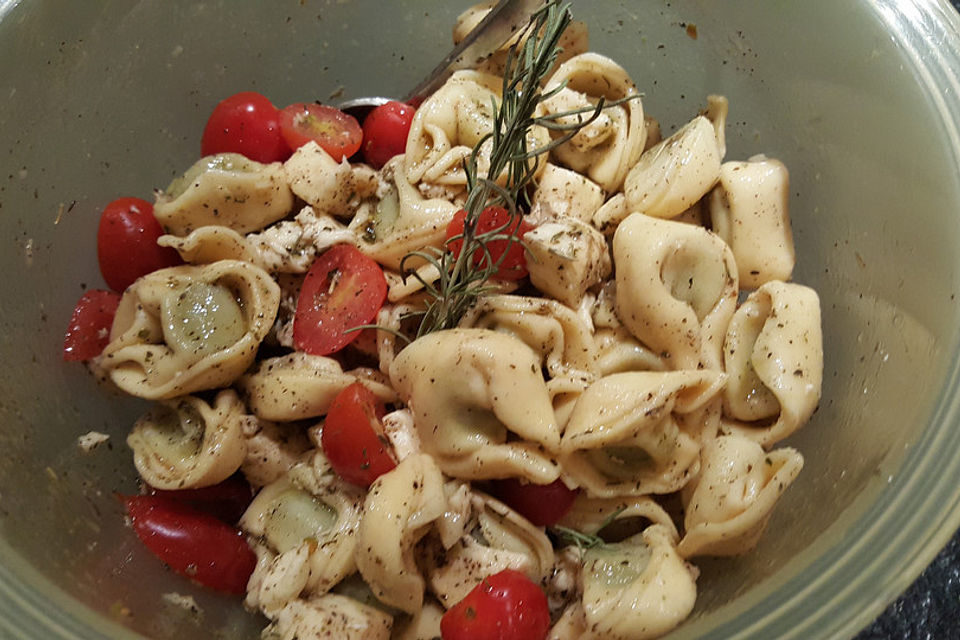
[
  {"xmin": 97, "ymin": 197, "xmax": 182, "ymax": 292},
  {"xmin": 293, "ymin": 244, "xmax": 387, "ymax": 356},
  {"xmin": 62, "ymin": 289, "xmax": 121, "ymax": 361},
  {"xmin": 490, "ymin": 478, "xmax": 579, "ymax": 527},
  {"xmin": 361, "ymin": 101, "xmax": 415, "ymax": 169},
  {"xmin": 148, "ymin": 474, "xmax": 253, "ymax": 525},
  {"xmin": 440, "ymin": 569, "xmax": 550, "ymax": 640},
  {"xmin": 445, "ymin": 206, "xmax": 535, "ymax": 281},
  {"xmin": 123, "ymin": 494, "xmax": 255, "ymax": 595},
  {"xmin": 321, "ymin": 382, "xmax": 396, "ymax": 487},
  {"xmin": 201, "ymin": 91, "xmax": 290, "ymax": 163},
  {"xmin": 279, "ymin": 103, "xmax": 362, "ymax": 160}
]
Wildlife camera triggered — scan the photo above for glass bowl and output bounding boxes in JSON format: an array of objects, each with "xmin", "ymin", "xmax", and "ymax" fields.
[{"xmin": 1, "ymin": 0, "xmax": 959, "ymax": 638}]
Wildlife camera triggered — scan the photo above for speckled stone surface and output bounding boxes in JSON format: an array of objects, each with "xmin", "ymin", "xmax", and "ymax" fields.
[
  {"xmin": 853, "ymin": 6, "xmax": 960, "ymax": 638},
  {"xmin": 855, "ymin": 534, "xmax": 960, "ymax": 639}
]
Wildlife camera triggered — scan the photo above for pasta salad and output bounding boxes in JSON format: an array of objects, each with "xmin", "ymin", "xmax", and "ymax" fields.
[{"xmin": 61, "ymin": 2, "xmax": 823, "ymax": 639}]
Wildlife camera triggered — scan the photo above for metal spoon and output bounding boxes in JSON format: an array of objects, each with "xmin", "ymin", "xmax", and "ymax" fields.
[{"xmin": 337, "ymin": 0, "xmax": 544, "ymax": 120}]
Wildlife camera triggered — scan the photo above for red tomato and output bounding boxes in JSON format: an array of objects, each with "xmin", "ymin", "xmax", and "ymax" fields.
[
  {"xmin": 279, "ymin": 103, "xmax": 362, "ymax": 160},
  {"xmin": 361, "ymin": 101, "xmax": 415, "ymax": 169},
  {"xmin": 123, "ymin": 495, "xmax": 255, "ymax": 595},
  {"xmin": 97, "ymin": 197, "xmax": 182, "ymax": 292},
  {"xmin": 440, "ymin": 569, "xmax": 550, "ymax": 640},
  {"xmin": 62, "ymin": 289, "xmax": 121, "ymax": 361},
  {"xmin": 148, "ymin": 474, "xmax": 253, "ymax": 525},
  {"xmin": 201, "ymin": 91, "xmax": 290, "ymax": 163},
  {"xmin": 321, "ymin": 382, "xmax": 396, "ymax": 487},
  {"xmin": 445, "ymin": 206, "xmax": 534, "ymax": 281},
  {"xmin": 293, "ymin": 244, "xmax": 387, "ymax": 356},
  {"xmin": 490, "ymin": 478, "xmax": 579, "ymax": 527}
]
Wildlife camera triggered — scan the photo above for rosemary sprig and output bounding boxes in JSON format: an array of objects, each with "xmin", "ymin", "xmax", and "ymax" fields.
[
  {"xmin": 402, "ymin": 0, "xmax": 637, "ymax": 338},
  {"xmin": 551, "ymin": 506, "xmax": 627, "ymax": 551}
]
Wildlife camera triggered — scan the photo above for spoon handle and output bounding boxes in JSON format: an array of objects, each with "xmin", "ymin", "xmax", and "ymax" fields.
[{"xmin": 402, "ymin": 0, "xmax": 545, "ymax": 104}]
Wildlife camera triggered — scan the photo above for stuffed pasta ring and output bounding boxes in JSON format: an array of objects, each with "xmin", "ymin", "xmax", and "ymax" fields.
[
  {"xmin": 127, "ymin": 389, "xmax": 248, "ymax": 490},
  {"xmin": 100, "ymin": 260, "xmax": 280, "ymax": 400}
]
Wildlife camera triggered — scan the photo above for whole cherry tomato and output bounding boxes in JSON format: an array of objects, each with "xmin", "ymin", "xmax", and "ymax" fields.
[
  {"xmin": 361, "ymin": 101, "xmax": 415, "ymax": 169},
  {"xmin": 490, "ymin": 478, "xmax": 579, "ymax": 527},
  {"xmin": 62, "ymin": 289, "xmax": 121, "ymax": 361},
  {"xmin": 279, "ymin": 102, "xmax": 363, "ymax": 160},
  {"xmin": 321, "ymin": 382, "xmax": 396, "ymax": 487},
  {"xmin": 97, "ymin": 197, "xmax": 182, "ymax": 292},
  {"xmin": 293, "ymin": 244, "xmax": 387, "ymax": 356},
  {"xmin": 445, "ymin": 206, "xmax": 535, "ymax": 281},
  {"xmin": 148, "ymin": 474, "xmax": 253, "ymax": 525},
  {"xmin": 201, "ymin": 91, "xmax": 290, "ymax": 163},
  {"xmin": 440, "ymin": 569, "xmax": 550, "ymax": 640},
  {"xmin": 123, "ymin": 494, "xmax": 256, "ymax": 595}
]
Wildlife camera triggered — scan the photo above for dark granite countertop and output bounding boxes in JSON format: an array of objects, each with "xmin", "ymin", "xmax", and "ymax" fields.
[
  {"xmin": 853, "ymin": 4, "xmax": 960, "ymax": 638},
  {"xmin": 855, "ymin": 535, "xmax": 960, "ymax": 638}
]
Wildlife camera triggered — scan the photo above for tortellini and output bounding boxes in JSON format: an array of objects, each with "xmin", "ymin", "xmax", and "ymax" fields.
[
  {"xmin": 101, "ymin": 260, "xmax": 280, "ymax": 399},
  {"xmin": 460, "ymin": 294, "xmax": 601, "ymax": 426},
  {"xmin": 709, "ymin": 155, "xmax": 795, "ymax": 288},
  {"xmin": 622, "ymin": 96, "xmax": 728, "ymax": 219},
  {"xmin": 460, "ymin": 294, "xmax": 600, "ymax": 382},
  {"xmin": 403, "ymin": 70, "xmax": 550, "ymax": 191},
  {"xmin": 721, "ymin": 281, "xmax": 823, "ymax": 447},
  {"xmin": 580, "ymin": 525, "xmax": 697, "ymax": 640},
  {"xmin": 349, "ymin": 156, "xmax": 460, "ymax": 270},
  {"xmin": 678, "ymin": 435, "xmax": 803, "ymax": 557},
  {"xmin": 158, "ymin": 225, "xmax": 265, "ymax": 267},
  {"xmin": 238, "ymin": 352, "xmax": 394, "ymax": 422},
  {"xmin": 127, "ymin": 390, "xmax": 248, "ymax": 490},
  {"xmin": 542, "ymin": 53, "xmax": 646, "ymax": 193},
  {"xmin": 425, "ymin": 490, "xmax": 555, "ymax": 607},
  {"xmin": 355, "ymin": 454, "xmax": 447, "ymax": 614},
  {"xmin": 154, "ymin": 153, "xmax": 294, "ymax": 236},
  {"xmin": 242, "ymin": 458, "xmax": 364, "ymax": 612},
  {"xmin": 389, "ymin": 328, "xmax": 562, "ymax": 483},
  {"xmin": 560, "ymin": 370, "xmax": 726, "ymax": 497},
  {"xmin": 613, "ymin": 212, "xmax": 738, "ymax": 371}
]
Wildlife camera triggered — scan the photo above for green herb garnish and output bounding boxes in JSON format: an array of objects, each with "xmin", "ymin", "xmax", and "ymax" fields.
[
  {"xmin": 551, "ymin": 505, "xmax": 628, "ymax": 550},
  {"xmin": 398, "ymin": 0, "xmax": 636, "ymax": 339}
]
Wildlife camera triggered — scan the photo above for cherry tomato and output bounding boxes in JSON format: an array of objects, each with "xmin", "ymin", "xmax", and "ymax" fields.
[
  {"xmin": 361, "ymin": 101, "xmax": 415, "ymax": 169},
  {"xmin": 321, "ymin": 382, "xmax": 396, "ymax": 487},
  {"xmin": 279, "ymin": 102, "xmax": 362, "ymax": 160},
  {"xmin": 293, "ymin": 244, "xmax": 387, "ymax": 356},
  {"xmin": 123, "ymin": 495, "xmax": 255, "ymax": 595},
  {"xmin": 62, "ymin": 289, "xmax": 121, "ymax": 361},
  {"xmin": 445, "ymin": 206, "xmax": 535, "ymax": 281},
  {"xmin": 148, "ymin": 474, "xmax": 253, "ymax": 525},
  {"xmin": 440, "ymin": 569, "xmax": 550, "ymax": 640},
  {"xmin": 201, "ymin": 91, "xmax": 290, "ymax": 163},
  {"xmin": 490, "ymin": 478, "xmax": 579, "ymax": 527},
  {"xmin": 97, "ymin": 197, "xmax": 182, "ymax": 292}
]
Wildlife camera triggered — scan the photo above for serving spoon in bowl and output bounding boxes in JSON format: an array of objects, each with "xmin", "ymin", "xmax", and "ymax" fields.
[{"xmin": 337, "ymin": 0, "xmax": 544, "ymax": 120}]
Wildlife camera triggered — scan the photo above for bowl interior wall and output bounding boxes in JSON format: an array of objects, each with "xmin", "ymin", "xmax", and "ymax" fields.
[{"xmin": 0, "ymin": 1, "xmax": 957, "ymax": 637}]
